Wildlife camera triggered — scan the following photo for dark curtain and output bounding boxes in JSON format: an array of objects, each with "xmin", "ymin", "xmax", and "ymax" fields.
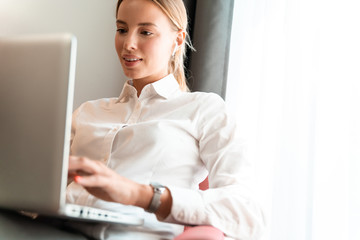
[{"xmin": 183, "ymin": 0, "xmax": 234, "ymax": 99}]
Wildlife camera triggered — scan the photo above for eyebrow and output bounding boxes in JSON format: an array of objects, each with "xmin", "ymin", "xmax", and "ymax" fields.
[{"xmin": 116, "ymin": 20, "xmax": 158, "ymax": 28}]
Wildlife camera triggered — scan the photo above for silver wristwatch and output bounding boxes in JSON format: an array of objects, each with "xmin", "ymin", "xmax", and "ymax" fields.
[{"xmin": 147, "ymin": 182, "xmax": 166, "ymax": 213}]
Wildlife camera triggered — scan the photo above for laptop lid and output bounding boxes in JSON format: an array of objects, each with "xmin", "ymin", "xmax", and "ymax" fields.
[{"xmin": 0, "ymin": 33, "xmax": 76, "ymax": 214}]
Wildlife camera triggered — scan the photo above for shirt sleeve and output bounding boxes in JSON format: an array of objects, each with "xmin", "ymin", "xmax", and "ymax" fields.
[{"xmin": 164, "ymin": 93, "xmax": 266, "ymax": 240}]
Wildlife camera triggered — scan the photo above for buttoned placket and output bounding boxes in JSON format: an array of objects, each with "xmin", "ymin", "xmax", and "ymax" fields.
[
  {"xmin": 102, "ymin": 89, "xmax": 153, "ymax": 169},
  {"xmin": 125, "ymin": 86, "xmax": 153, "ymax": 125},
  {"xmin": 101, "ymin": 125, "xmax": 121, "ymax": 165}
]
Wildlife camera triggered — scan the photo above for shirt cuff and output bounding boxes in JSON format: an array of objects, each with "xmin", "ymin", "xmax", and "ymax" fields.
[{"xmin": 163, "ymin": 185, "xmax": 207, "ymax": 225}]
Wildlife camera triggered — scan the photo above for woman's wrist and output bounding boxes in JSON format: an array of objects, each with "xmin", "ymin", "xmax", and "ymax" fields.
[
  {"xmin": 134, "ymin": 183, "xmax": 153, "ymax": 209},
  {"xmin": 155, "ymin": 187, "xmax": 172, "ymax": 220},
  {"xmin": 133, "ymin": 183, "xmax": 172, "ymax": 220}
]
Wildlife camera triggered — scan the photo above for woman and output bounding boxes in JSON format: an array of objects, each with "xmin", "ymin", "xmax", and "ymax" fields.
[{"xmin": 67, "ymin": 0, "xmax": 265, "ymax": 239}]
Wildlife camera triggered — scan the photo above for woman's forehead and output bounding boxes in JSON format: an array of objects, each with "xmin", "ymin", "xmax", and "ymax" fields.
[
  {"xmin": 118, "ymin": 0, "xmax": 165, "ymax": 21},
  {"xmin": 117, "ymin": 0, "xmax": 174, "ymax": 30}
]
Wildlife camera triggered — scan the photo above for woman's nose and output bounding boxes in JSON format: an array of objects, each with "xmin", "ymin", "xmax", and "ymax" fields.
[{"xmin": 123, "ymin": 33, "xmax": 137, "ymax": 51}]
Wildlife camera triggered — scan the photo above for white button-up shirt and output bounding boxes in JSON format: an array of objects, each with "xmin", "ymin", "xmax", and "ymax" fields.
[{"xmin": 67, "ymin": 74, "xmax": 265, "ymax": 239}]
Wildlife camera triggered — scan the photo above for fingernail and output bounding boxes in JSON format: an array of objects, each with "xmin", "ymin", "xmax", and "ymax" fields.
[{"xmin": 74, "ymin": 176, "xmax": 82, "ymax": 182}]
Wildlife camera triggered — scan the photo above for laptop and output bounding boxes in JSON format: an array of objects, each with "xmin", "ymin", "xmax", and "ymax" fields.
[{"xmin": 0, "ymin": 33, "xmax": 143, "ymax": 226}]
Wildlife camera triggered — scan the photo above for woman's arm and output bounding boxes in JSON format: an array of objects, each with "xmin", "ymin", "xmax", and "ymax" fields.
[{"xmin": 162, "ymin": 94, "xmax": 266, "ymax": 239}]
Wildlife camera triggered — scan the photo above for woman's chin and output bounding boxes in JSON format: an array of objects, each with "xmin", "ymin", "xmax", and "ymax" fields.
[{"xmin": 122, "ymin": 71, "xmax": 142, "ymax": 80}]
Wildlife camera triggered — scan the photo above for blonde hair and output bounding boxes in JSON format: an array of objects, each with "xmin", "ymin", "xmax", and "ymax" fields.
[{"xmin": 116, "ymin": 0, "xmax": 193, "ymax": 91}]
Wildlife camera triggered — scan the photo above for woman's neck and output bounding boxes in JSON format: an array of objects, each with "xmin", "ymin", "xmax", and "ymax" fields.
[
  {"xmin": 132, "ymin": 73, "xmax": 169, "ymax": 97},
  {"xmin": 132, "ymin": 79, "xmax": 154, "ymax": 97}
]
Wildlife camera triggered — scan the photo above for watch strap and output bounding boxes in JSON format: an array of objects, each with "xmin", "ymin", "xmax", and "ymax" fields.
[{"xmin": 147, "ymin": 182, "xmax": 166, "ymax": 213}]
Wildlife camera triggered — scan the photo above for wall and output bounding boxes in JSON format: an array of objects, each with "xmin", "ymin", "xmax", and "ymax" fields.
[{"xmin": 0, "ymin": 0, "xmax": 126, "ymax": 109}]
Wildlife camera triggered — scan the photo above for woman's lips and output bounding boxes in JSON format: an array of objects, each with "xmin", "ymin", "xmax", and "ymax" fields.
[{"xmin": 122, "ymin": 55, "xmax": 143, "ymax": 67}]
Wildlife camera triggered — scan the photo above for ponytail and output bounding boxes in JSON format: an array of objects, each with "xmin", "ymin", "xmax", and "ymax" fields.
[{"xmin": 169, "ymin": 34, "xmax": 193, "ymax": 92}]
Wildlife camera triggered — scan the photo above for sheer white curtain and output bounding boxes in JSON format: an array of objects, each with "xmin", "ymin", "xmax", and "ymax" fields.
[{"xmin": 225, "ymin": 0, "xmax": 360, "ymax": 239}]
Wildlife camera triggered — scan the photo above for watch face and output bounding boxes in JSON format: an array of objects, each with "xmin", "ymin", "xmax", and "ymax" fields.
[
  {"xmin": 151, "ymin": 182, "xmax": 166, "ymax": 192},
  {"xmin": 155, "ymin": 187, "xmax": 165, "ymax": 193}
]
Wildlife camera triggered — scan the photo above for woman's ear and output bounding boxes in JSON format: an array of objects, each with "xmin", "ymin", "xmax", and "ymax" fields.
[
  {"xmin": 176, "ymin": 30, "xmax": 186, "ymax": 48},
  {"xmin": 172, "ymin": 30, "xmax": 185, "ymax": 57}
]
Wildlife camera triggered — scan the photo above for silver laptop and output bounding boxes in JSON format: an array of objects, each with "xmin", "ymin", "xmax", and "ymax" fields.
[{"xmin": 0, "ymin": 33, "xmax": 143, "ymax": 225}]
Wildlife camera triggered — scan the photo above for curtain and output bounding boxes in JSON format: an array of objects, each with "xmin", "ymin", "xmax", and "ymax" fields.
[
  {"xmin": 183, "ymin": 0, "xmax": 234, "ymax": 99},
  {"xmin": 225, "ymin": 0, "xmax": 360, "ymax": 240}
]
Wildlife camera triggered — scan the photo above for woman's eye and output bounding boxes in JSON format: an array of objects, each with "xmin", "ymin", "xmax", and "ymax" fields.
[
  {"xmin": 141, "ymin": 31, "xmax": 153, "ymax": 36},
  {"xmin": 116, "ymin": 28, "xmax": 127, "ymax": 34}
]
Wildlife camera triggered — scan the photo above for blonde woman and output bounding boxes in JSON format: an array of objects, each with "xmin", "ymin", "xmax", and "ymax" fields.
[{"xmin": 67, "ymin": 0, "xmax": 265, "ymax": 239}]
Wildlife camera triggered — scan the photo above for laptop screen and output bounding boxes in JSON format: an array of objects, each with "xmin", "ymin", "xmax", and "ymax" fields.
[{"xmin": 0, "ymin": 34, "xmax": 76, "ymax": 213}]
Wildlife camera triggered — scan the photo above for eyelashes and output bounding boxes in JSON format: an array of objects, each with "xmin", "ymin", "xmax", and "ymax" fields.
[
  {"xmin": 140, "ymin": 31, "xmax": 153, "ymax": 36},
  {"xmin": 116, "ymin": 28, "xmax": 127, "ymax": 34},
  {"xmin": 116, "ymin": 28, "xmax": 154, "ymax": 36}
]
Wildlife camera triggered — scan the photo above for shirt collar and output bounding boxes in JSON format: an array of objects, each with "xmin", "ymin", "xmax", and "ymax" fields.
[
  {"xmin": 117, "ymin": 74, "xmax": 180, "ymax": 103},
  {"xmin": 151, "ymin": 74, "xmax": 180, "ymax": 99}
]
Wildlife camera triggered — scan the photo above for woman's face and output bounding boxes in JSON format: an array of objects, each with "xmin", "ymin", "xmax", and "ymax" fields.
[{"xmin": 115, "ymin": 0, "xmax": 177, "ymax": 82}]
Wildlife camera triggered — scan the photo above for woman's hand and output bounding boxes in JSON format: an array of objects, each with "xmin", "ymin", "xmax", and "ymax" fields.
[
  {"xmin": 68, "ymin": 155, "xmax": 173, "ymax": 219},
  {"xmin": 68, "ymin": 156, "xmax": 152, "ymax": 207}
]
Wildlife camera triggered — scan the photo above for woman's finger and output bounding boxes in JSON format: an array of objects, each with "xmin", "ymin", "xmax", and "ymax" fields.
[
  {"xmin": 74, "ymin": 174, "xmax": 105, "ymax": 187},
  {"xmin": 68, "ymin": 156, "xmax": 104, "ymax": 174},
  {"xmin": 73, "ymin": 171, "xmax": 122, "ymax": 203}
]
